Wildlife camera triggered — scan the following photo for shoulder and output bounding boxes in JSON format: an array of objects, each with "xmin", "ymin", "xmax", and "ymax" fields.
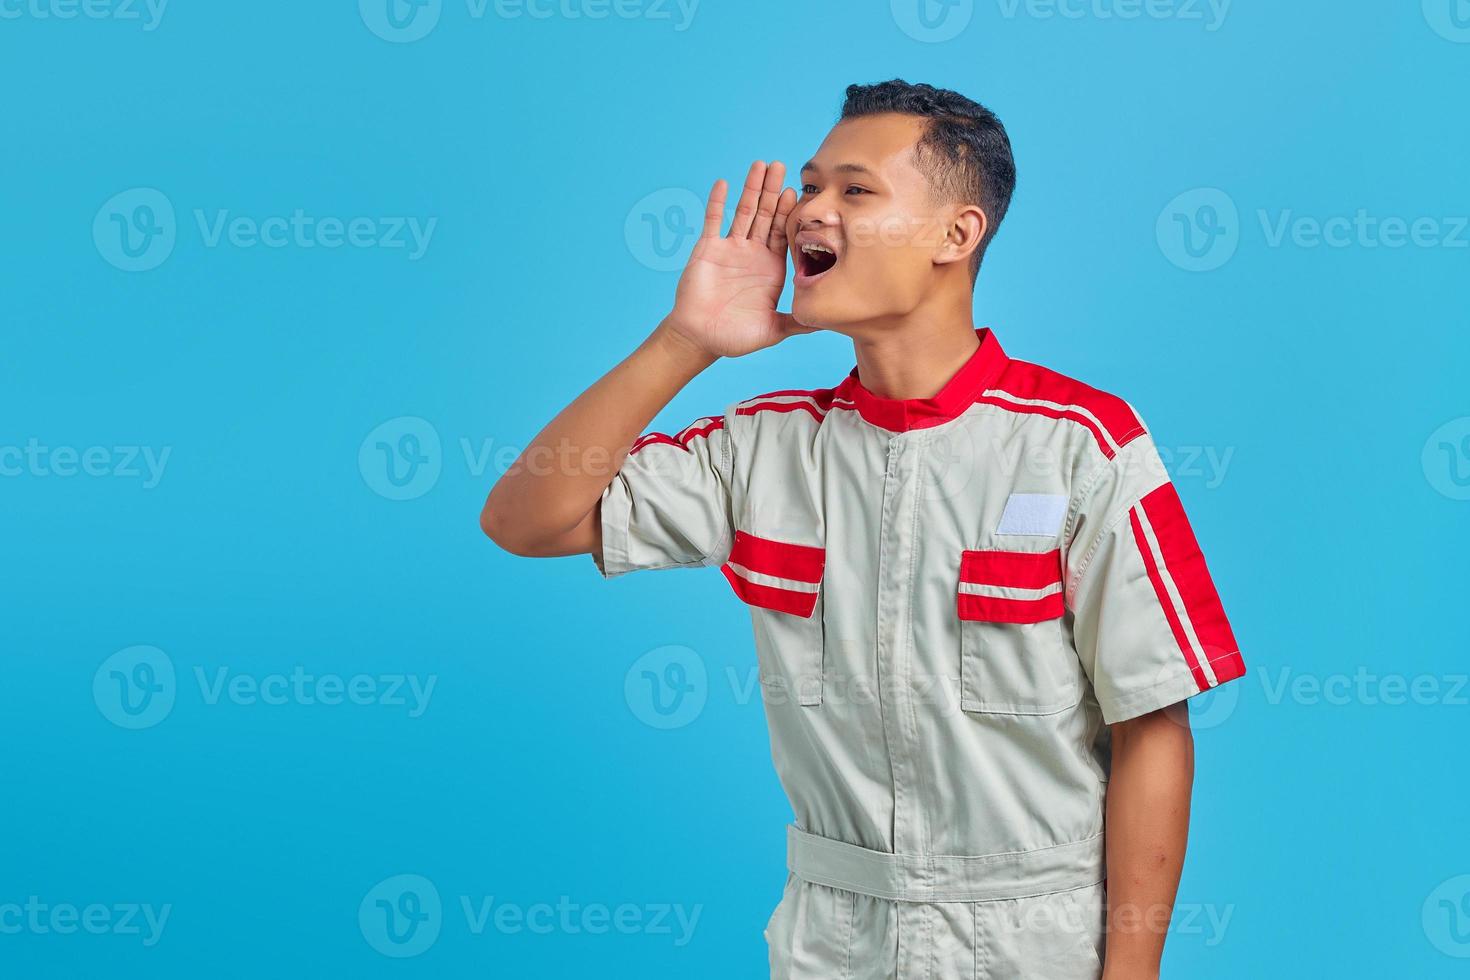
[{"xmin": 979, "ymin": 355, "xmax": 1149, "ymax": 460}]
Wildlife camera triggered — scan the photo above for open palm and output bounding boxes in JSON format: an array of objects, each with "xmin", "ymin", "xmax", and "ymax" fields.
[{"xmin": 667, "ymin": 160, "xmax": 814, "ymax": 358}]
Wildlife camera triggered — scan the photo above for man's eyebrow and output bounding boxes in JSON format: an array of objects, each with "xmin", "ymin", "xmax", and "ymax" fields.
[{"xmin": 799, "ymin": 161, "xmax": 876, "ymax": 176}]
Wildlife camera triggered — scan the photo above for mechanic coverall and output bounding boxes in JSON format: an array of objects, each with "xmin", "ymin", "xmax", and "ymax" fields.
[{"xmin": 592, "ymin": 325, "xmax": 1247, "ymax": 979}]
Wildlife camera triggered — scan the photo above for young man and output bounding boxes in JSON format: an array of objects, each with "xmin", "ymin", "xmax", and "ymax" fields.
[{"xmin": 481, "ymin": 79, "xmax": 1246, "ymax": 980}]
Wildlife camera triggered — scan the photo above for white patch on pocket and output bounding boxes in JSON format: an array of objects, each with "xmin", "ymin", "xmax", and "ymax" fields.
[{"xmin": 995, "ymin": 493, "xmax": 1068, "ymax": 536}]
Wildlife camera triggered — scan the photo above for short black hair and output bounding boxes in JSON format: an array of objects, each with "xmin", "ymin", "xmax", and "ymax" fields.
[{"xmin": 839, "ymin": 79, "xmax": 1016, "ymax": 284}]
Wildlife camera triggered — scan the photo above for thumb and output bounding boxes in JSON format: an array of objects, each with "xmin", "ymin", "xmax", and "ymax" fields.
[{"xmin": 774, "ymin": 311, "xmax": 821, "ymax": 337}]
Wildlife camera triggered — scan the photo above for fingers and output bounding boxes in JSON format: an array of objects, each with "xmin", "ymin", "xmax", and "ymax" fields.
[
  {"xmin": 767, "ymin": 186, "xmax": 797, "ymax": 256},
  {"xmin": 726, "ymin": 160, "xmax": 767, "ymax": 239},
  {"xmin": 748, "ymin": 161, "xmax": 786, "ymax": 244},
  {"xmin": 707, "ymin": 161, "xmax": 795, "ymax": 243},
  {"xmin": 701, "ymin": 178, "xmax": 728, "ymax": 239}
]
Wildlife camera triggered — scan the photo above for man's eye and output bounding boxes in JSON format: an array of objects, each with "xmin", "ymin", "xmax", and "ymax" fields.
[{"xmin": 800, "ymin": 183, "xmax": 867, "ymax": 196}]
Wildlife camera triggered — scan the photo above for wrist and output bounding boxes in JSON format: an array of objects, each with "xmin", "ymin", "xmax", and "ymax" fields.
[
  {"xmin": 1101, "ymin": 953, "xmax": 1161, "ymax": 980},
  {"xmin": 651, "ymin": 317, "xmax": 719, "ymax": 374}
]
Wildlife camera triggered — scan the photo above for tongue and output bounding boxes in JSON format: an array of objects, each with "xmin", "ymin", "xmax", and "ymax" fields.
[{"xmin": 807, "ymin": 250, "xmax": 836, "ymax": 275}]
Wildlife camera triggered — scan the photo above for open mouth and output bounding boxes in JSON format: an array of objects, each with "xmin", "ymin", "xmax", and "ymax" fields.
[{"xmin": 796, "ymin": 242, "xmax": 839, "ymax": 283}]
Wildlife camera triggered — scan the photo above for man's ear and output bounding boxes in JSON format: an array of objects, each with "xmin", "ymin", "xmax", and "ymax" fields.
[{"xmin": 935, "ymin": 204, "xmax": 987, "ymax": 269}]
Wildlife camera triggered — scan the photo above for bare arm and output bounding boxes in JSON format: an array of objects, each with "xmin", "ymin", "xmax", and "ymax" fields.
[
  {"xmin": 479, "ymin": 323, "xmax": 718, "ymax": 557},
  {"xmin": 479, "ymin": 160, "xmax": 812, "ymax": 558},
  {"xmin": 1101, "ymin": 703, "xmax": 1194, "ymax": 980}
]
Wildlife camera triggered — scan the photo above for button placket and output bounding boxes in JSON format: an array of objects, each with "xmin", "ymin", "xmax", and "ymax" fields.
[{"xmin": 877, "ymin": 433, "xmax": 931, "ymax": 861}]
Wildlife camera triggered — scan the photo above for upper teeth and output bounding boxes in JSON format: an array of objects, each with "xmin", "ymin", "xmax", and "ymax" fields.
[{"xmin": 802, "ymin": 243, "xmax": 833, "ymax": 255}]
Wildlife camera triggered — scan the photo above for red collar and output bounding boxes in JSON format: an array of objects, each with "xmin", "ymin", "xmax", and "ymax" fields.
[{"xmin": 833, "ymin": 327, "xmax": 1009, "ymax": 432}]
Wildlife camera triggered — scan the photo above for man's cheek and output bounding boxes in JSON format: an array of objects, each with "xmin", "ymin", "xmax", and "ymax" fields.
[{"xmin": 847, "ymin": 252, "xmax": 887, "ymax": 287}]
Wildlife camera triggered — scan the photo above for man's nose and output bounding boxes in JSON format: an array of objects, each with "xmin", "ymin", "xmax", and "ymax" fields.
[{"xmin": 792, "ymin": 188, "xmax": 841, "ymax": 225}]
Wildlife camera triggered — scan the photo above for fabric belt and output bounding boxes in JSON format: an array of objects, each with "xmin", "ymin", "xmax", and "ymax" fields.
[{"xmin": 785, "ymin": 824, "xmax": 1105, "ymax": 903}]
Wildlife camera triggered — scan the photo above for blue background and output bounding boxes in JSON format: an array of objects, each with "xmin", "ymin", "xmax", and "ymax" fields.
[{"xmin": 3, "ymin": 1, "xmax": 1468, "ymax": 976}]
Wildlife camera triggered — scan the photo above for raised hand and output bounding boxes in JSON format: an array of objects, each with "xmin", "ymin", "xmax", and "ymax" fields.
[{"xmin": 662, "ymin": 160, "xmax": 815, "ymax": 358}]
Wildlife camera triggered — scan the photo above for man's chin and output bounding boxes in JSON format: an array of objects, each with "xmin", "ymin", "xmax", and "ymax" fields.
[{"xmin": 791, "ymin": 298, "xmax": 850, "ymax": 334}]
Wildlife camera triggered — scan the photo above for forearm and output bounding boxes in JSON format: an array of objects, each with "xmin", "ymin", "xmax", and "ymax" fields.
[
  {"xmin": 482, "ymin": 160, "xmax": 803, "ymax": 556},
  {"xmin": 1101, "ymin": 703, "xmax": 1194, "ymax": 980},
  {"xmin": 480, "ymin": 316, "xmax": 717, "ymax": 554}
]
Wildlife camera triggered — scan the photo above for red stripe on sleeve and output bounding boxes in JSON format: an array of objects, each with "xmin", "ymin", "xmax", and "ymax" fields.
[
  {"xmin": 1128, "ymin": 505, "xmax": 1209, "ymax": 689},
  {"xmin": 1137, "ymin": 482, "xmax": 1244, "ymax": 683}
]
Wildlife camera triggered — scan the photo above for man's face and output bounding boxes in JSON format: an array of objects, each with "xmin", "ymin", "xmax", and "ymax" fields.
[{"xmin": 787, "ymin": 113, "xmax": 952, "ymax": 331}]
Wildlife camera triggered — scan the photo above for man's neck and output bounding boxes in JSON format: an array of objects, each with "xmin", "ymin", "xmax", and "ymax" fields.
[{"xmin": 848, "ymin": 311, "xmax": 981, "ymax": 402}]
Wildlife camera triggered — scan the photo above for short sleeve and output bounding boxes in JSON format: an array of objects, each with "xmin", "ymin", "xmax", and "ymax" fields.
[
  {"xmin": 1065, "ymin": 420, "xmax": 1246, "ymax": 724},
  {"xmin": 592, "ymin": 408, "xmax": 736, "ymax": 580}
]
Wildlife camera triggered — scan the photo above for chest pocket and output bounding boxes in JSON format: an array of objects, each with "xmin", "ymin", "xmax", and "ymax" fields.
[
  {"xmin": 721, "ymin": 530, "xmax": 826, "ymax": 706},
  {"xmin": 956, "ymin": 548, "xmax": 1081, "ymax": 716}
]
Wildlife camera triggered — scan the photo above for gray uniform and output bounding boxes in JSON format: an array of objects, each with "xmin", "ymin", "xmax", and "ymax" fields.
[{"xmin": 593, "ymin": 327, "xmax": 1246, "ymax": 979}]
